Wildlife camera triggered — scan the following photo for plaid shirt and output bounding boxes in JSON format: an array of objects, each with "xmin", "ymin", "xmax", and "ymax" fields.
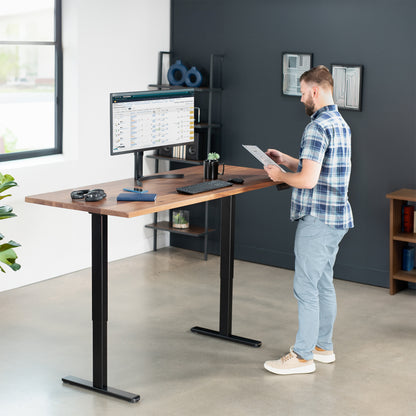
[{"xmin": 290, "ymin": 105, "xmax": 354, "ymax": 229}]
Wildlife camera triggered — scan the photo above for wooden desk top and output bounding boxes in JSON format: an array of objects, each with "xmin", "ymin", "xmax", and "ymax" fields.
[{"xmin": 25, "ymin": 165, "xmax": 280, "ymax": 218}]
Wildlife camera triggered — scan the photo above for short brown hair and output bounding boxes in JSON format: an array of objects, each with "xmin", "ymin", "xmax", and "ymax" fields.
[{"xmin": 300, "ymin": 65, "xmax": 333, "ymax": 90}]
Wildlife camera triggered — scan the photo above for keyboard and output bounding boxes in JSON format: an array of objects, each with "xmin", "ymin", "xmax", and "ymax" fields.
[{"xmin": 176, "ymin": 180, "xmax": 233, "ymax": 195}]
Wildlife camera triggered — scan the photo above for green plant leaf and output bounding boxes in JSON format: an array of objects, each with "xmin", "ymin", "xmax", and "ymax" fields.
[
  {"xmin": 0, "ymin": 172, "xmax": 20, "ymax": 272},
  {"xmin": 0, "ymin": 246, "xmax": 20, "ymax": 272},
  {"xmin": 0, "ymin": 173, "xmax": 14, "ymax": 183},
  {"xmin": 0, "ymin": 205, "xmax": 16, "ymax": 219},
  {"xmin": 0, "ymin": 205, "xmax": 13, "ymax": 214},
  {"xmin": 3, "ymin": 174, "xmax": 15, "ymax": 182},
  {"xmin": 0, "ymin": 213, "xmax": 16, "ymax": 220},
  {"xmin": 10, "ymin": 263, "xmax": 21, "ymax": 271},
  {"xmin": 0, "ymin": 240, "xmax": 20, "ymax": 252},
  {"xmin": 0, "ymin": 181, "xmax": 17, "ymax": 194}
]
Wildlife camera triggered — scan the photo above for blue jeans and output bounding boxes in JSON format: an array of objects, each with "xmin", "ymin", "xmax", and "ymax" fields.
[{"xmin": 293, "ymin": 215, "xmax": 348, "ymax": 360}]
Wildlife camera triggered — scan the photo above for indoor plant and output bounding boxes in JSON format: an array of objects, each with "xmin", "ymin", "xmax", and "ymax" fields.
[
  {"xmin": 0, "ymin": 173, "xmax": 21, "ymax": 272},
  {"xmin": 207, "ymin": 152, "xmax": 220, "ymax": 161},
  {"xmin": 172, "ymin": 210, "xmax": 190, "ymax": 229},
  {"xmin": 204, "ymin": 152, "xmax": 223, "ymax": 179}
]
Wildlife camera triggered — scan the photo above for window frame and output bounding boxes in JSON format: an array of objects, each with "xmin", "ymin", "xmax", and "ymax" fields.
[{"xmin": 0, "ymin": 0, "xmax": 63, "ymax": 162}]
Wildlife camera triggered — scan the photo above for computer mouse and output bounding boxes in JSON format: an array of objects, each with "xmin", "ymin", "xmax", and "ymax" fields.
[{"xmin": 228, "ymin": 177, "xmax": 244, "ymax": 184}]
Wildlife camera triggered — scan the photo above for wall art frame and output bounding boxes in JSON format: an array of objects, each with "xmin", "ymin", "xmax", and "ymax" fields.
[
  {"xmin": 331, "ymin": 64, "xmax": 363, "ymax": 111},
  {"xmin": 282, "ymin": 52, "xmax": 313, "ymax": 96}
]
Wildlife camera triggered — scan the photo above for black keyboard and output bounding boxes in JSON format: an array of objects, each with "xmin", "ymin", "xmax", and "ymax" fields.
[{"xmin": 176, "ymin": 180, "xmax": 233, "ymax": 195}]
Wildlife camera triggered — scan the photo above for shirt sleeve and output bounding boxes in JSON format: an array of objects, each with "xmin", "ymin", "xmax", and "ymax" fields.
[{"xmin": 299, "ymin": 122, "xmax": 328, "ymax": 165}]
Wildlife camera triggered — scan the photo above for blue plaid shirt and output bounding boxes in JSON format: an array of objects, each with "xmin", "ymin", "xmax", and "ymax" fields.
[{"xmin": 290, "ymin": 105, "xmax": 354, "ymax": 229}]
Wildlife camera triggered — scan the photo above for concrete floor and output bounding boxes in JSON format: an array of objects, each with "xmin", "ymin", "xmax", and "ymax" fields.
[{"xmin": 0, "ymin": 247, "xmax": 415, "ymax": 416}]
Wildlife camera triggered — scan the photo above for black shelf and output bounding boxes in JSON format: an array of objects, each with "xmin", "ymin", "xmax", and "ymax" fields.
[
  {"xmin": 148, "ymin": 84, "xmax": 222, "ymax": 93},
  {"xmin": 146, "ymin": 154, "xmax": 203, "ymax": 165},
  {"xmin": 196, "ymin": 123, "xmax": 221, "ymax": 129},
  {"xmin": 145, "ymin": 221, "xmax": 214, "ymax": 237}
]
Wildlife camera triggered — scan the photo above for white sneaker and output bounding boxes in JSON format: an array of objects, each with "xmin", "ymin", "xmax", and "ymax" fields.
[
  {"xmin": 264, "ymin": 349, "xmax": 316, "ymax": 375},
  {"xmin": 313, "ymin": 346, "xmax": 336, "ymax": 363}
]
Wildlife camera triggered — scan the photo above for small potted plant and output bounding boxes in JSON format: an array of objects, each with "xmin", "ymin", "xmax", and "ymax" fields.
[
  {"xmin": 172, "ymin": 210, "xmax": 190, "ymax": 229},
  {"xmin": 204, "ymin": 152, "xmax": 224, "ymax": 179}
]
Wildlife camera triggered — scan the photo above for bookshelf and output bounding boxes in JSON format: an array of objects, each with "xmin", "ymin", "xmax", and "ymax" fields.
[
  {"xmin": 145, "ymin": 52, "xmax": 223, "ymax": 260},
  {"xmin": 386, "ymin": 188, "xmax": 416, "ymax": 294}
]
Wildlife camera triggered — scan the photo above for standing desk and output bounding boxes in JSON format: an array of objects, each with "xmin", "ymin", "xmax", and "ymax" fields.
[{"xmin": 25, "ymin": 165, "xmax": 281, "ymax": 403}]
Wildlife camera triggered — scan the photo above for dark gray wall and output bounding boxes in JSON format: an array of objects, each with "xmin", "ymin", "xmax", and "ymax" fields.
[{"xmin": 170, "ymin": 0, "xmax": 416, "ymax": 287}]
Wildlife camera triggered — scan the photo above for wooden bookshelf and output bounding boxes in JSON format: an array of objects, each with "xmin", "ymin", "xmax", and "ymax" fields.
[{"xmin": 386, "ymin": 188, "xmax": 416, "ymax": 294}]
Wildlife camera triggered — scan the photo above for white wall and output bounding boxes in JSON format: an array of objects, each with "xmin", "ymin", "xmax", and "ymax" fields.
[{"xmin": 0, "ymin": 0, "xmax": 171, "ymax": 292}]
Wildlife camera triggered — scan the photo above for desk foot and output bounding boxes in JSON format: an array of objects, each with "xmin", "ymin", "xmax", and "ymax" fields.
[
  {"xmin": 62, "ymin": 376, "xmax": 140, "ymax": 403},
  {"xmin": 191, "ymin": 326, "xmax": 262, "ymax": 348}
]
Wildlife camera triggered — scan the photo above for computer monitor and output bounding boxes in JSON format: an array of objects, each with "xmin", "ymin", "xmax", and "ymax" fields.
[{"xmin": 110, "ymin": 88, "xmax": 195, "ymax": 183}]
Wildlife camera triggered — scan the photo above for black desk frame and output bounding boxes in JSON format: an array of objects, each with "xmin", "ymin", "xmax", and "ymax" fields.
[
  {"xmin": 62, "ymin": 214, "xmax": 140, "ymax": 402},
  {"xmin": 191, "ymin": 196, "xmax": 262, "ymax": 347},
  {"xmin": 62, "ymin": 195, "xmax": 261, "ymax": 403}
]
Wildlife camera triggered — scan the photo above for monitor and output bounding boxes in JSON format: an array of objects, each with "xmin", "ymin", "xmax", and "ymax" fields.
[
  {"xmin": 110, "ymin": 89, "xmax": 195, "ymax": 184},
  {"xmin": 110, "ymin": 89, "xmax": 195, "ymax": 155}
]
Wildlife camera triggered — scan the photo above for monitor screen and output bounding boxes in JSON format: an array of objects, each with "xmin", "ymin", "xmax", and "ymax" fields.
[{"xmin": 110, "ymin": 89, "xmax": 195, "ymax": 155}]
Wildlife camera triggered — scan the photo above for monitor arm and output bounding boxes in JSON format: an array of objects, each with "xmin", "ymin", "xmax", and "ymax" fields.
[{"xmin": 134, "ymin": 151, "xmax": 184, "ymax": 186}]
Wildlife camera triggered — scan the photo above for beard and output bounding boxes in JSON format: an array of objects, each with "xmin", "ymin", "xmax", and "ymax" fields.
[{"xmin": 304, "ymin": 97, "xmax": 315, "ymax": 116}]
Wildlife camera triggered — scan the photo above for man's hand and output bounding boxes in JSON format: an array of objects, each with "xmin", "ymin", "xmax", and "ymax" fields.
[
  {"xmin": 265, "ymin": 149, "xmax": 285, "ymax": 165},
  {"xmin": 264, "ymin": 164, "xmax": 284, "ymax": 182},
  {"xmin": 265, "ymin": 148, "xmax": 300, "ymax": 173}
]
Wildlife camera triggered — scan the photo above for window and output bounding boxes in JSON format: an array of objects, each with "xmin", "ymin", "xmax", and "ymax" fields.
[{"xmin": 0, "ymin": 0, "xmax": 62, "ymax": 161}]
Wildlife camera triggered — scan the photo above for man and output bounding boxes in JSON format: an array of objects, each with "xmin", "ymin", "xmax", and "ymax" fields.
[{"xmin": 263, "ymin": 65, "xmax": 353, "ymax": 375}]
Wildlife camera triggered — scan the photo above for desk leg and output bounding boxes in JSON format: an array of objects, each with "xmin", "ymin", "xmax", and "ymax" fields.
[
  {"xmin": 191, "ymin": 196, "xmax": 262, "ymax": 347},
  {"xmin": 62, "ymin": 214, "xmax": 140, "ymax": 403}
]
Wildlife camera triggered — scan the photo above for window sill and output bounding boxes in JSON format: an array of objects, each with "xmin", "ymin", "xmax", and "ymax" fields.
[{"xmin": 0, "ymin": 153, "xmax": 66, "ymax": 171}]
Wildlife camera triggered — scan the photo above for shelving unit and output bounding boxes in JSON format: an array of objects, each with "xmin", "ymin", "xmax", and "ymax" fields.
[
  {"xmin": 145, "ymin": 52, "xmax": 223, "ymax": 259},
  {"xmin": 386, "ymin": 188, "xmax": 416, "ymax": 294},
  {"xmin": 144, "ymin": 221, "xmax": 214, "ymax": 238}
]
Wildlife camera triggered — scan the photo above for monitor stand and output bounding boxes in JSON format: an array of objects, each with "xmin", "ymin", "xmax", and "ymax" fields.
[{"xmin": 134, "ymin": 151, "xmax": 184, "ymax": 186}]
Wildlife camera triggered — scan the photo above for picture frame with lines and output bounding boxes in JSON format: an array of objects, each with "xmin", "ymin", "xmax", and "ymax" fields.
[{"xmin": 331, "ymin": 64, "xmax": 363, "ymax": 111}]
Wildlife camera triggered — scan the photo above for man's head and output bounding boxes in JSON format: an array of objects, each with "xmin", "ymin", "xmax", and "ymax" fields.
[{"xmin": 299, "ymin": 65, "xmax": 334, "ymax": 116}]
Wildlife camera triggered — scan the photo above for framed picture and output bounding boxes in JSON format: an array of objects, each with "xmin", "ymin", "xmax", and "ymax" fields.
[
  {"xmin": 331, "ymin": 64, "xmax": 363, "ymax": 111},
  {"xmin": 282, "ymin": 52, "xmax": 313, "ymax": 96}
]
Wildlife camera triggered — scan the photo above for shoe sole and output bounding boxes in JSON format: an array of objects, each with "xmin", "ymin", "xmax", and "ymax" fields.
[
  {"xmin": 264, "ymin": 361, "xmax": 316, "ymax": 375},
  {"xmin": 313, "ymin": 353, "xmax": 336, "ymax": 363}
]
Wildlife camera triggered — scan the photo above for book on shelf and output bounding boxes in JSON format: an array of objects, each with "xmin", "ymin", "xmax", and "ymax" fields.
[
  {"xmin": 402, "ymin": 245, "xmax": 415, "ymax": 271},
  {"xmin": 172, "ymin": 145, "xmax": 187, "ymax": 159},
  {"xmin": 402, "ymin": 202, "xmax": 415, "ymax": 233},
  {"xmin": 414, "ymin": 211, "xmax": 416, "ymax": 233}
]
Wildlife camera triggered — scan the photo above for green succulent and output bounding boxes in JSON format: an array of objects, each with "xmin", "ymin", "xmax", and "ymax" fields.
[{"xmin": 207, "ymin": 152, "xmax": 220, "ymax": 161}]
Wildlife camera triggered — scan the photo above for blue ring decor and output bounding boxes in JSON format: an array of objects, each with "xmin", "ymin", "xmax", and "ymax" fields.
[
  {"xmin": 167, "ymin": 60, "xmax": 187, "ymax": 86},
  {"xmin": 185, "ymin": 66, "xmax": 203, "ymax": 88}
]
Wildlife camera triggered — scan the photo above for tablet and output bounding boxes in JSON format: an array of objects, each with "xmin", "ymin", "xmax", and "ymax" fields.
[{"xmin": 242, "ymin": 145, "xmax": 286, "ymax": 172}]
